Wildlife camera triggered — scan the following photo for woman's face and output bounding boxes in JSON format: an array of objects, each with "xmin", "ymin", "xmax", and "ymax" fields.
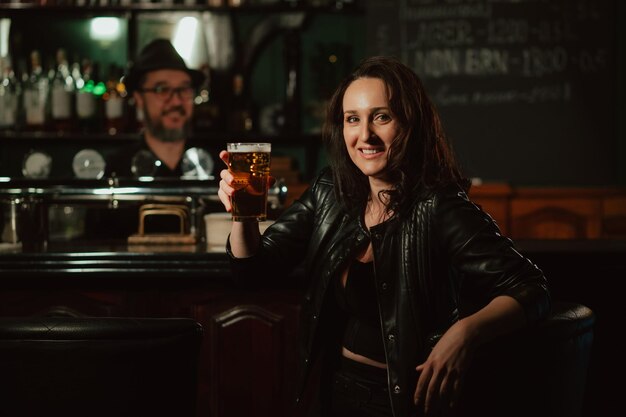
[{"xmin": 342, "ymin": 77, "xmax": 400, "ymax": 182}]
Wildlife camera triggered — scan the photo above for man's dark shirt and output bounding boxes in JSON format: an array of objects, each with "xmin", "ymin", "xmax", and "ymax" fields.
[{"xmin": 105, "ymin": 136, "xmax": 185, "ymax": 178}]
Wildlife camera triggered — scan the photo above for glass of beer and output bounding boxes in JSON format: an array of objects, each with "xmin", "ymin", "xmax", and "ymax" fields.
[{"xmin": 226, "ymin": 142, "xmax": 272, "ymax": 221}]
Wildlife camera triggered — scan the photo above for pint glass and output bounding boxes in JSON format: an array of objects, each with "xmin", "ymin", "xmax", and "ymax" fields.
[{"xmin": 226, "ymin": 142, "xmax": 271, "ymax": 221}]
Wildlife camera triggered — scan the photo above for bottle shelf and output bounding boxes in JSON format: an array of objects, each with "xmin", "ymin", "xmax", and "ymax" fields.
[
  {"xmin": 0, "ymin": 0, "xmax": 356, "ymax": 182},
  {"xmin": 0, "ymin": 130, "xmax": 321, "ymax": 145},
  {"xmin": 0, "ymin": 2, "xmax": 363, "ymax": 15},
  {"xmin": 0, "ymin": 131, "xmax": 140, "ymax": 142}
]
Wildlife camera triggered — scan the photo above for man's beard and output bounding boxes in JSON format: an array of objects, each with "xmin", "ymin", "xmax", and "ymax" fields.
[{"xmin": 143, "ymin": 104, "xmax": 189, "ymax": 143}]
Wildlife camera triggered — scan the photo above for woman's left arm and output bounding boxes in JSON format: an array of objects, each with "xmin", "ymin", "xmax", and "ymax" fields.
[{"xmin": 413, "ymin": 187, "xmax": 550, "ymax": 415}]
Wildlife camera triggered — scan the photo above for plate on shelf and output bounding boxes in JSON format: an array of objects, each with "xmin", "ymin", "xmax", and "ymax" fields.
[
  {"xmin": 72, "ymin": 149, "xmax": 106, "ymax": 179},
  {"xmin": 22, "ymin": 150, "xmax": 52, "ymax": 179},
  {"xmin": 181, "ymin": 147, "xmax": 214, "ymax": 180}
]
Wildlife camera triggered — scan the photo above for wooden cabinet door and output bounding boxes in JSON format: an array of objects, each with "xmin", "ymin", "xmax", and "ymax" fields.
[
  {"xmin": 510, "ymin": 191, "xmax": 603, "ymax": 239},
  {"xmin": 163, "ymin": 289, "xmax": 302, "ymax": 417},
  {"xmin": 602, "ymin": 196, "xmax": 626, "ymax": 238}
]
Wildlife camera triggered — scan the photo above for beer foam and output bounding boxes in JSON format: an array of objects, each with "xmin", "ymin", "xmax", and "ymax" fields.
[{"xmin": 227, "ymin": 143, "xmax": 271, "ymax": 153}]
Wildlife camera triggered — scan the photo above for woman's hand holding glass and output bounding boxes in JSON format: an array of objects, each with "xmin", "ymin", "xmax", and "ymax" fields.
[
  {"xmin": 217, "ymin": 150, "xmax": 276, "ymax": 217},
  {"xmin": 218, "ymin": 150, "xmax": 235, "ymax": 214}
]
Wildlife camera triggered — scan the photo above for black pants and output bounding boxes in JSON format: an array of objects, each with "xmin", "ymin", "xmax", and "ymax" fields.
[{"xmin": 329, "ymin": 356, "xmax": 393, "ymax": 417}]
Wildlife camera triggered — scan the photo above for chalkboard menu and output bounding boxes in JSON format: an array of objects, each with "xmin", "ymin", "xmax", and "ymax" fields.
[{"xmin": 367, "ymin": 0, "xmax": 617, "ymax": 185}]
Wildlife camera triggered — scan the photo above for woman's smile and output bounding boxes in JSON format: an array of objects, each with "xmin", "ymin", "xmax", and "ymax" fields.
[{"xmin": 359, "ymin": 147, "xmax": 385, "ymax": 158}]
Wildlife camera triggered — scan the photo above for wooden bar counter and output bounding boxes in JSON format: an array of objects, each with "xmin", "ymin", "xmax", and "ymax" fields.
[{"xmin": 0, "ymin": 240, "xmax": 305, "ymax": 417}]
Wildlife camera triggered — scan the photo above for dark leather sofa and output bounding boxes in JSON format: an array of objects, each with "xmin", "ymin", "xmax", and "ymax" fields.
[{"xmin": 0, "ymin": 317, "xmax": 203, "ymax": 417}]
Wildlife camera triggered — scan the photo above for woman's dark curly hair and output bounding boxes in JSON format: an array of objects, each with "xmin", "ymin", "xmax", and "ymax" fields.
[{"xmin": 323, "ymin": 55, "xmax": 466, "ymax": 216}]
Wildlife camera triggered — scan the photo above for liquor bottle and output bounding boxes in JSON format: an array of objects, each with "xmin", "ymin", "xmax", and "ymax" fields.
[
  {"xmin": 192, "ymin": 64, "xmax": 222, "ymax": 133},
  {"xmin": 0, "ymin": 56, "xmax": 20, "ymax": 131},
  {"xmin": 74, "ymin": 58, "xmax": 99, "ymax": 133},
  {"xmin": 227, "ymin": 73, "xmax": 256, "ymax": 133},
  {"xmin": 102, "ymin": 64, "xmax": 127, "ymax": 135},
  {"xmin": 50, "ymin": 48, "xmax": 75, "ymax": 132},
  {"xmin": 22, "ymin": 50, "xmax": 49, "ymax": 131}
]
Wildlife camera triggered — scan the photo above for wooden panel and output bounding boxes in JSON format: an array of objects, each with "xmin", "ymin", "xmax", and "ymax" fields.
[
  {"xmin": 602, "ymin": 196, "xmax": 626, "ymax": 238},
  {"xmin": 469, "ymin": 183, "xmax": 512, "ymax": 235},
  {"xmin": 511, "ymin": 196, "xmax": 602, "ymax": 239},
  {"xmin": 211, "ymin": 305, "xmax": 284, "ymax": 417},
  {"xmin": 286, "ymin": 182, "xmax": 626, "ymax": 239}
]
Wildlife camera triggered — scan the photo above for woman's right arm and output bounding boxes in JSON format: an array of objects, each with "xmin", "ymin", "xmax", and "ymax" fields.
[
  {"xmin": 217, "ymin": 151, "xmax": 320, "ymax": 278},
  {"xmin": 228, "ymin": 221, "xmax": 261, "ymax": 258},
  {"xmin": 218, "ymin": 152, "xmax": 324, "ymax": 288}
]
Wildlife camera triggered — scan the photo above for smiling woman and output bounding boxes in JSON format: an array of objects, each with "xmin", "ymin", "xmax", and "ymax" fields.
[{"xmin": 219, "ymin": 56, "xmax": 550, "ymax": 417}]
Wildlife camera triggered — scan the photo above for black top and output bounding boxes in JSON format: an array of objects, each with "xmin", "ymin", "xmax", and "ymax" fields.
[{"xmin": 335, "ymin": 259, "xmax": 386, "ymax": 363}]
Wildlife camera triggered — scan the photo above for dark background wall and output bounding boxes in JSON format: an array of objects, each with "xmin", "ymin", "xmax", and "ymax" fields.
[{"xmin": 367, "ymin": 0, "xmax": 622, "ymax": 186}]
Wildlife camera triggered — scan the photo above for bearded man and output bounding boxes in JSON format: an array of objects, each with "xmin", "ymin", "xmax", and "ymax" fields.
[{"xmin": 105, "ymin": 39, "xmax": 204, "ymax": 178}]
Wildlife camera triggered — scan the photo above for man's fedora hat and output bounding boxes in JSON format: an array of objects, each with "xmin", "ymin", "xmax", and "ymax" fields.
[{"xmin": 124, "ymin": 38, "xmax": 205, "ymax": 93}]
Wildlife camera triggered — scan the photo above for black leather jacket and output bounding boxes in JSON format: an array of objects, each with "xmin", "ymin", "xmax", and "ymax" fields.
[{"xmin": 228, "ymin": 169, "xmax": 550, "ymax": 417}]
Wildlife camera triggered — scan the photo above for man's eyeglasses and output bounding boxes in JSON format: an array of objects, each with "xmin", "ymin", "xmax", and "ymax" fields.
[{"xmin": 138, "ymin": 85, "xmax": 195, "ymax": 101}]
